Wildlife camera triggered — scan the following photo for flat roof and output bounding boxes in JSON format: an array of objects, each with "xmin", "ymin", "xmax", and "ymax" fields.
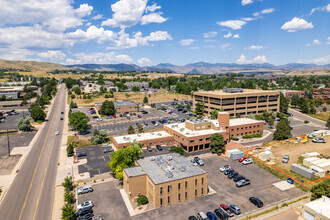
[
  {"xmin": 164, "ymin": 122, "xmax": 224, "ymax": 137},
  {"xmin": 229, "ymin": 118, "xmax": 262, "ymax": 126},
  {"xmin": 114, "ymin": 100, "xmax": 137, "ymax": 106},
  {"xmin": 125, "ymin": 166, "xmax": 146, "ymax": 177},
  {"xmin": 304, "ymin": 196, "xmax": 330, "ymax": 218},
  {"xmin": 126, "ymin": 153, "xmax": 205, "ymax": 185},
  {"xmin": 114, "ymin": 131, "xmax": 172, "ymax": 144},
  {"xmin": 194, "ymin": 89, "xmax": 279, "ymax": 97}
]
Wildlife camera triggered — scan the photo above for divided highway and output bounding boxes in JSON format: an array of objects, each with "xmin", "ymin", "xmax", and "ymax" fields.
[{"xmin": 0, "ymin": 85, "xmax": 66, "ymax": 220}]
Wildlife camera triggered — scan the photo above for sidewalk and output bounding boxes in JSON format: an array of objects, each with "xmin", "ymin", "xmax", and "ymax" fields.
[{"xmin": 289, "ymin": 108, "xmax": 326, "ymax": 128}]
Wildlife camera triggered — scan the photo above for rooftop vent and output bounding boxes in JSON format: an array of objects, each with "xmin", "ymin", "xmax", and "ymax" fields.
[
  {"xmin": 158, "ymin": 133, "xmax": 162, "ymax": 136},
  {"xmin": 150, "ymin": 156, "xmax": 155, "ymax": 161},
  {"xmin": 151, "ymin": 132, "xmax": 154, "ymax": 135},
  {"xmin": 166, "ymin": 171, "xmax": 173, "ymax": 178},
  {"xmin": 180, "ymin": 165, "xmax": 186, "ymax": 172},
  {"xmin": 156, "ymin": 156, "xmax": 164, "ymax": 164},
  {"xmin": 223, "ymin": 88, "xmax": 243, "ymax": 93},
  {"xmin": 166, "ymin": 155, "xmax": 173, "ymax": 161}
]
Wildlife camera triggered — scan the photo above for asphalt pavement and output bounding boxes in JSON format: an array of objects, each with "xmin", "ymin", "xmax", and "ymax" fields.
[{"xmin": 0, "ymin": 84, "xmax": 66, "ymax": 220}]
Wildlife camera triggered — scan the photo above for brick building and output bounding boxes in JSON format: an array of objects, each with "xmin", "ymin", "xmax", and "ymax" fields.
[
  {"xmin": 123, "ymin": 153, "xmax": 208, "ymax": 208},
  {"xmin": 114, "ymin": 100, "xmax": 139, "ymax": 116},
  {"xmin": 313, "ymin": 88, "xmax": 330, "ymax": 102},
  {"xmin": 193, "ymin": 88, "xmax": 280, "ymax": 117},
  {"xmin": 277, "ymin": 90, "xmax": 305, "ymax": 99},
  {"xmin": 113, "ymin": 112, "xmax": 263, "ymax": 153}
]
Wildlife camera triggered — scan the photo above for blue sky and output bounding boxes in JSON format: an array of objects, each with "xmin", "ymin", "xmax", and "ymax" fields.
[{"xmin": 0, "ymin": 0, "xmax": 329, "ymax": 66}]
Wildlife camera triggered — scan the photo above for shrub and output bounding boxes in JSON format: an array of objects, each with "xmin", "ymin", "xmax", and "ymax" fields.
[
  {"xmin": 231, "ymin": 137, "xmax": 239, "ymax": 141},
  {"xmin": 66, "ymin": 143, "xmax": 74, "ymax": 157},
  {"xmin": 137, "ymin": 195, "xmax": 148, "ymax": 206},
  {"xmin": 64, "ymin": 189, "xmax": 75, "ymax": 204},
  {"xmin": 62, "ymin": 176, "xmax": 73, "ymax": 191},
  {"xmin": 304, "ymin": 120, "xmax": 309, "ymax": 124},
  {"xmin": 61, "ymin": 204, "xmax": 76, "ymax": 220},
  {"xmin": 242, "ymin": 133, "xmax": 262, "ymax": 139},
  {"xmin": 169, "ymin": 146, "xmax": 185, "ymax": 156}
]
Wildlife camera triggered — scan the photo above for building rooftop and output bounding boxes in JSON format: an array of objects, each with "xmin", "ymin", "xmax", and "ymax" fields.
[
  {"xmin": 194, "ymin": 89, "xmax": 279, "ymax": 97},
  {"xmin": 304, "ymin": 196, "xmax": 330, "ymax": 218},
  {"xmin": 114, "ymin": 100, "xmax": 137, "ymax": 106},
  {"xmin": 114, "ymin": 131, "xmax": 172, "ymax": 144},
  {"xmin": 125, "ymin": 153, "xmax": 205, "ymax": 185},
  {"xmin": 229, "ymin": 118, "xmax": 262, "ymax": 126},
  {"xmin": 0, "ymin": 86, "xmax": 24, "ymax": 92},
  {"xmin": 164, "ymin": 122, "xmax": 224, "ymax": 137}
]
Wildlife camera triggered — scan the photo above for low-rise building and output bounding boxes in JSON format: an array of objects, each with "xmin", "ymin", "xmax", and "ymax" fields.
[
  {"xmin": 276, "ymin": 90, "xmax": 305, "ymax": 98},
  {"xmin": 123, "ymin": 153, "xmax": 208, "ymax": 208},
  {"xmin": 124, "ymin": 82, "xmax": 149, "ymax": 90},
  {"xmin": 0, "ymin": 86, "xmax": 24, "ymax": 99},
  {"xmin": 303, "ymin": 196, "xmax": 330, "ymax": 220},
  {"xmin": 114, "ymin": 100, "xmax": 139, "ymax": 115},
  {"xmin": 313, "ymin": 88, "xmax": 330, "ymax": 101},
  {"xmin": 81, "ymin": 82, "xmax": 117, "ymax": 93}
]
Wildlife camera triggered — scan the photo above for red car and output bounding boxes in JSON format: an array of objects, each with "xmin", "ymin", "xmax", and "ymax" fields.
[
  {"xmin": 219, "ymin": 204, "xmax": 234, "ymax": 217},
  {"xmin": 238, "ymin": 157, "xmax": 248, "ymax": 162},
  {"xmin": 89, "ymin": 108, "xmax": 95, "ymax": 111},
  {"xmin": 113, "ymin": 115, "xmax": 116, "ymax": 118}
]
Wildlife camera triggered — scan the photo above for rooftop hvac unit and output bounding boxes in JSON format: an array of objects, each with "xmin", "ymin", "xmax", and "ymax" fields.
[
  {"xmin": 166, "ymin": 171, "xmax": 173, "ymax": 178},
  {"xmin": 150, "ymin": 156, "xmax": 155, "ymax": 161},
  {"xmin": 166, "ymin": 165, "xmax": 174, "ymax": 171},
  {"xmin": 166, "ymin": 155, "xmax": 173, "ymax": 161},
  {"xmin": 180, "ymin": 165, "xmax": 186, "ymax": 172},
  {"xmin": 137, "ymin": 134, "xmax": 141, "ymax": 137},
  {"xmin": 151, "ymin": 132, "xmax": 154, "ymax": 135},
  {"xmin": 180, "ymin": 128, "xmax": 184, "ymax": 132},
  {"xmin": 158, "ymin": 133, "xmax": 162, "ymax": 136},
  {"xmin": 156, "ymin": 156, "xmax": 164, "ymax": 164}
]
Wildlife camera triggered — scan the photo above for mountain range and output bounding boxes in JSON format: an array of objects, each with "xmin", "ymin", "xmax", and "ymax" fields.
[{"xmin": 66, "ymin": 62, "xmax": 330, "ymax": 74}]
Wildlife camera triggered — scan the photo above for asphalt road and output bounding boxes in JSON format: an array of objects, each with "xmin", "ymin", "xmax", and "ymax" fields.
[
  {"xmin": 0, "ymin": 84, "xmax": 66, "ymax": 220},
  {"xmin": 288, "ymin": 108, "xmax": 326, "ymax": 128}
]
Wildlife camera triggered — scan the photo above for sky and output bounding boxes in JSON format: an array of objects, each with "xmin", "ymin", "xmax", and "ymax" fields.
[{"xmin": 0, "ymin": 0, "xmax": 329, "ymax": 66}]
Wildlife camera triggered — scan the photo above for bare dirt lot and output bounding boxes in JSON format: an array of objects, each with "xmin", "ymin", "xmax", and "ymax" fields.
[{"xmin": 270, "ymin": 136, "xmax": 330, "ymax": 170}]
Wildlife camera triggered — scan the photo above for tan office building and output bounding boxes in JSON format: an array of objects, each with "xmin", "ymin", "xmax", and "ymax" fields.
[
  {"xmin": 114, "ymin": 100, "xmax": 139, "ymax": 115},
  {"xmin": 193, "ymin": 88, "xmax": 280, "ymax": 117},
  {"xmin": 123, "ymin": 153, "xmax": 208, "ymax": 208},
  {"xmin": 302, "ymin": 196, "xmax": 330, "ymax": 220}
]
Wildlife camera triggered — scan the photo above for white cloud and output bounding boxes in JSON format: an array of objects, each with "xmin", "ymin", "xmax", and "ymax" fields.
[
  {"xmin": 75, "ymin": 3, "xmax": 93, "ymax": 17},
  {"xmin": 241, "ymin": 0, "xmax": 253, "ymax": 6},
  {"xmin": 145, "ymin": 31, "xmax": 172, "ymax": 41},
  {"xmin": 92, "ymin": 14, "xmax": 104, "ymax": 20},
  {"xmin": 313, "ymin": 39, "xmax": 321, "ymax": 45},
  {"xmin": 66, "ymin": 26, "xmax": 116, "ymax": 44},
  {"xmin": 72, "ymin": 52, "xmax": 134, "ymax": 64},
  {"xmin": 221, "ymin": 43, "xmax": 231, "ymax": 50},
  {"xmin": 224, "ymin": 32, "xmax": 232, "ymax": 38},
  {"xmin": 242, "ymin": 17, "xmax": 255, "ymax": 21},
  {"xmin": 217, "ymin": 20, "xmax": 247, "ymax": 30},
  {"xmin": 253, "ymin": 12, "xmax": 260, "ymax": 17},
  {"xmin": 248, "ymin": 45, "xmax": 264, "ymax": 50},
  {"xmin": 180, "ymin": 39, "xmax": 195, "ymax": 46},
  {"xmin": 65, "ymin": 59, "xmax": 82, "ymax": 65},
  {"xmin": 298, "ymin": 55, "xmax": 330, "ymax": 65},
  {"xmin": 309, "ymin": 3, "xmax": 330, "ymax": 15},
  {"xmin": 281, "ymin": 17, "xmax": 314, "ymax": 32},
  {"xmin": 38, "ymin": 50, "xmax": 66, "ymax": 60},
  {"xmin": 188, "ymin": 47, "xmax": 200, "ymax": 50},
  {"xmin": 236, "ymin": 54, "xmax": 268, "ymax": 64},
  {"xmin": 101, "ymin": 0, "xmax": 167, "ymax": 28},
  {"xmin": 137, "ymin": 57, "xmax": 152, "ymax": 65},
  {"xmin": 203, "ymin": 31, "xmax": 217, "ymax": 38},
  {"xmin": 233, "ymin": 34, "xmax": 240, "ymax": 38},
  {"xmin": 261, "ymin": 8, "xmax": 275, "ymax": 14},
  {"xmin": 85, "ymin": 22, "xmax": 92, "ymax": 26},
  {"xmin": 327, "ymin": 37, "xmax": 330, "ymax": 45}
]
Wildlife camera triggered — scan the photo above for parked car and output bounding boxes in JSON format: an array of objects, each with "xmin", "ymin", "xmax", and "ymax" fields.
[
  {"xmin": 233, "ymin": 175, "xmax": 245, "ymax": 182},
  {"xmin": 228, "ymin": 171, "xmax": 239, "ymax": 179},
  {"xmin": 80, "ymin": 212, "xmax": 93, "ymax": 220},
  {"xmin": 242, "ymin": 158, "xmax": 253, "ymax": 165},
  {"xmin": 144, "ymin": 122, "xmax": 148, "ymax": 126},
  {"xmin": 104, "ymin": 148, "xmax": 113, "ymax": 153},
  {"xmin": 55, "ymin": 131, "xmax": 60, "ymax": 135},
  {"xmin": 219, "ymin": 165, "xmax": 230, "ymax": 172},
  {"xmin": 189, "ymin": 216, "xmax": 198, "ymax": 220},
  {"xmin": 238, "ymin": 157, "xmax": 248, "ymax": 162},
  {"xmin": 219, "ymin": 204, "xmax": 234, "ymax": 217},
  {"xmin": 96, "ymin": 118, "xmax": 103, "ymax": 122},
  {"xmin": 77, "ymin": 152, "xmax": 87, "ymax": 157},
  {"xmin": 194, "ymin": 157, "xmax": 204, "ymax": 166},
  {"xmin": 138, "ymin": 115, "xmax": 142, "ymax": 118},
  {"xmin": 287, "ymin": 178, "xmax": 294, "ymax": 184},
  {"xmin": 312, "ymin": 137, "xmax": 327, "ymax": 143},
  {"xmin": 282, "ymin": 155, "xmax": 290, "ymax": 163},
  {"xmin": 77, "ymin": 186, "xmax": 93, "ymax": 195},
  {"xmin": 236, "ymin": 179, "xmax": 250, "ymax": 187},
  {"xmin": 147, "ymin": 145, "xmax": 152, "ymax": 152},
  {"xmin": 76, "ymin": 206, "xmax": 93, "ymax": 217},
  {"xmin": 142, "ymin": 110, "xmax": 148, "ymax": 114},
  {"xmin": 197, "ymin": 212, "xmax": 209, "ymax": 220},
  {"xmin": 77, "ymin": 201, "xmax": 93, "ymax": 210},
  {"xmin": 182, "ymin": 109, "xmax": 187, "ymax": 113},
  {"xmin": 101, "ymin": 144, "xmax": 110, "ymax": 148},
  {"xmin": 206, "ymin": 212, "xmax": 218, "ymax": 220},
  {"xmin": 156, "ymin": 145, "xmax": 163, "ymax": 151},
  {"xmin": 190, "ymin": 159, "xmax": 198, "ymax": 166},
  {"xmin": 224, "ymin": 168, "xmax": 234, "ymax": 175},
  {"xmin": 154, "ymin": 122, "xmax": 159, "ymax": 127},
  {"xmin": 214, "ymin": 208, "xmax": 229, "ymax": 220},
  {"xmin": 228, "ymin": 204, "xmax": 241, "ymax": 215},
  {"xmin": 249, "ymin": 197, "xmax": 263, "ymax": 208}
]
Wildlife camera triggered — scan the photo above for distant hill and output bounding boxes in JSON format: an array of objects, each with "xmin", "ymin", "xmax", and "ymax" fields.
[
  {"xmin": 0, "ymin": 59, "xmax": 69, "ymax": 71},
  {"xmin": 66, "ymin": 63, "xmax": 143, "ymax": 72}
]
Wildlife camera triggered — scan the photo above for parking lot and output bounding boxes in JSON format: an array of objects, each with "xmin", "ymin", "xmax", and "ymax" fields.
[
  {"xmin": 75, "ymin": 146, "xmax": 111, "ymax": 178},
  {"xmin": 0, "ymin": 110, "xmax": 29, "ymax": 130},
  {"xmin": 0, "ymin": 131, "xmax": 36, "ymax": 156},
  {"xmin": 76, "ymin": 155, "xmax": 305, "ymax": 220}
]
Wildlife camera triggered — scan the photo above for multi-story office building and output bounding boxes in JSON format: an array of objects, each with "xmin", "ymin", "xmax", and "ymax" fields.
[
  {"xmin": 123, "ymin": 153, "xmax": 208, "ymax": 208},
  {"xmin": 113, "ymin": 112, "xmax": 264, "ymax": 153},
  {"xmin": 114, "ymin": 100, "xmax": 139, "ymax": 115},
  {"xmin": 193, "ymin": 88, "xmax": 280, "ymax": 117}
]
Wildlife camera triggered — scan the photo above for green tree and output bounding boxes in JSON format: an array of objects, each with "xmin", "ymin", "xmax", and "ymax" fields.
[
  {"xmin": 195, "ymin": 101, "xmax": 204, "ymax": 116},
  {"xmin": 64, "ymin": 189, "xmax": 75, "ymax": 204},
  {"xmin": 210, "ymin": 133, "xmax": 226, "ymax": 154},
  {"xmin": 210, "ymin": 109, "xmax": 219, "ymax": 119},
  {"xmin": 127, "ymin": 125, "xmax": 135, "ymax": 134},
  {"xmin": 268, "ymin": 117, "xmax": 274, "ymax": 128},
  {"xmin": 68, "ymin": 111, "xmax": 90, "ymax": 132},
  {"xmin": 314, "ymin": 97, "xmax": 323, "ymax": 107},
  {"xmin": 21, "ymin": 98, "xmax": 28, "ymax": 106},
  {"xmin": 326, "ymin": 117, "xmax": 330, "ymax": 129},
  {"xmin": 99, "ymin": 100, "xmax": 116, "ymax": 116},
  {"xmin": 106, "ymin": 141, "xmax": 143, "ymax": 180},
  {"xmin": 136, "ymin": 124, "xmax": 144, "ymax": 133},
  {"xmin": 91, "ymin": 129, "xmax": 108, "ymax": 145},
  {"xmin": 62, "ymin": 176, "xmax": 73, "ymax": 191},
  {"xmin": 310, "ymin": 179, "xmax": 330, "ymax": 200},
  {"xmin": 69, "ymin": 101, "xmax": 78, "ymax": 108},
  {"xmin": 280, "ymin": 92, "xmax": 288, "ymax": 113},
  {"xmin": 186, "ymin": 104, "xmax": 191, "ymax": 110},
  {"xmin": 143, "ymin": 96, "xmax": 148, "ymax": 104},
  {"xmin": 31, "ymin": 105, "xmax": 46, "ymax": 122},
  {"xmin": 300, "ymin": 101, "xmax": 309, "ymax": 113},
  {"xmin": 273, "ymin": 119, "xmax": 291, "ymax": 140},
  {"xmin": 61, "ymin": 204, "xmax": 76, "ymax": 220},
  {"xmin": 66, "ymin": 143, "xmax": 74, "ymax": 157},
  {"xmin": 73, "ymin": 86, "xmax": 81, "ymax": 95},
  {"xmin": 132, "ymin": 86, "xmax": 140, "ymax": 92},
  {"xmin": 137, "ymin": 195, "xmax": 148, "ymax": 206},
  {"xmin": 323, "ymin": 106, "xmax": 327, "ymax": 112},
  {"xmin": 290, "ymin": 94, "xmax": 299, "ymax": 107},
  {"xmin": 169, "ymin": 146, "xmax": 185, "ymax": 156},
  {"xmin": 16, "ymin": 117, "xmax": 32, "ymax": 131},
  {"xmin": 309, "ymin": 106, "xmax": 316, "ymax": 114}
]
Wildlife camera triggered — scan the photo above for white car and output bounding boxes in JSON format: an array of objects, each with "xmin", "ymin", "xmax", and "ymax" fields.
[
  {"xmin": 96, "ymin": 118, "xmax": 103, "ymax": 122},
  {"xmin": 77, "ymin": 200, "xmax": 93, "ymax": 210},
  {"xmin": 55, "ymin": 131, "xmax": 60, "ymax": 135},
  {"xmin": 102, "ymin": 144, "xmax": 110, "ymax": 148},
  {"xmin": 242, "ymin": 158, "xmax": 253, "ymax": 165},
  {"xmin": 154, "ymin": 123, "xmax": 159, "ymax": 127},
  {"xmin": 219, "ymin": 165, "xmax": 230, "ymax": 172},
  {"xmin": 190, "ymin": 159, "xmax": 198, "ymax": 166}
]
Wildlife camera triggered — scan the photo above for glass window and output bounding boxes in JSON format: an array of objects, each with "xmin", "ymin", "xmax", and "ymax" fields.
[
  {"xmin": 185, "ymin": 192, "xmax": 187, "ymax": 199},
  {"xmin": 202, "ymin": 178, "xmax": 204, "ymax": 184},
  {"xmin": 178, "ymin": 194, "xmax": 181, "ymax": 201},
  {"xmin": 178, "ymin": 183, "xmax": 180, "ymax": 190},
  {"xmin": 202, "ymin": 188, "xmax": 204, "ymax": 195},
  {"xmin": 185, "ymin": 181, "xmax": 187, "ymax": 189},
  {"xmin": 168, "ymin": 196, "xmax": 170, "ymax": 204},
  {"xmin": 160, "ymin": 198, "xmax": 163, "ymax": 205},
  {"xmin": 195, "ymin": 189, "xmax": 197, "ymax": 196},
  {"xmin": 160, "ymin": 187, "xmax": 162, "ymax": 194},
  {"xmin": 168, "ymin": 185, "xmax": 170, "ymax": 192},
  {"xmin": 195, "ymin": 179, "xmax": 197, "ymax": 186}
]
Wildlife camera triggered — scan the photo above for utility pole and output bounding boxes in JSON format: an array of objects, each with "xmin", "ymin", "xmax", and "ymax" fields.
[{"xmin": 6, "ymin": 129, "xmax": 10, "ymax": 157}]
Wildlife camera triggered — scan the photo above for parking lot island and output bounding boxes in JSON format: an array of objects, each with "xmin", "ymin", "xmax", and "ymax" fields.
[{"xmin": 123, "ymin": 153, "xmax": 208, "ymax": 208}]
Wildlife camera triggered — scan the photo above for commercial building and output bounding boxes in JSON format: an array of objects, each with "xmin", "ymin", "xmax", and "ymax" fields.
[
  {"xmin": 124, "ymin": 82, "xmax": 149, "ymax": 90},
  {"xmin": 277, "ymin": 90, "xmax": 304, "ymax": 98},
  {"xmin": 0, "ymin": 86, "xmax": 24, "ymax": 99},
  {"xmin": 313, "ymin": 88, "xmax": 330, "ymax": 102},
  {"xmin": 123, "ymin": 153, "xmax": 208, "ymax": 208},
  {"xmin": 303, "ymin": 196, "xmax": 330, "ymax": 220},
  {"xmin": 193, "ymin": 88, "xmax": 280, "ymax": 117},
  {"xmin": 113, "ymin": 112, "xmax": 263, "ymax": 153},
  {"xmin": 81, "ymin": 82, "xmax": 117, "ymax": 93},
  {"xmin": 114, "ymin": 100, "xmax": 139, "ymax": 116}
]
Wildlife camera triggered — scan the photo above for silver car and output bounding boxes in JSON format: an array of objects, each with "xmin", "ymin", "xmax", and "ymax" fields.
[{"xmin": 77, "ymin": 185, "xmax": 93, "ymax": 195}]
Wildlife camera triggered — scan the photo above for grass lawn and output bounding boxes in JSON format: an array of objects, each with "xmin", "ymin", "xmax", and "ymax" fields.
[{"xmin": 309, "ymin": 112, "xmax": 330, "ymax": 121}]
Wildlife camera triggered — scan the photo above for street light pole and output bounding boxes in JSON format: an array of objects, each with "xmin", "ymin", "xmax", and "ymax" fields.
[{"xmin": 6, "ymin": 129, "xmax": 10, "ymax": 157}]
